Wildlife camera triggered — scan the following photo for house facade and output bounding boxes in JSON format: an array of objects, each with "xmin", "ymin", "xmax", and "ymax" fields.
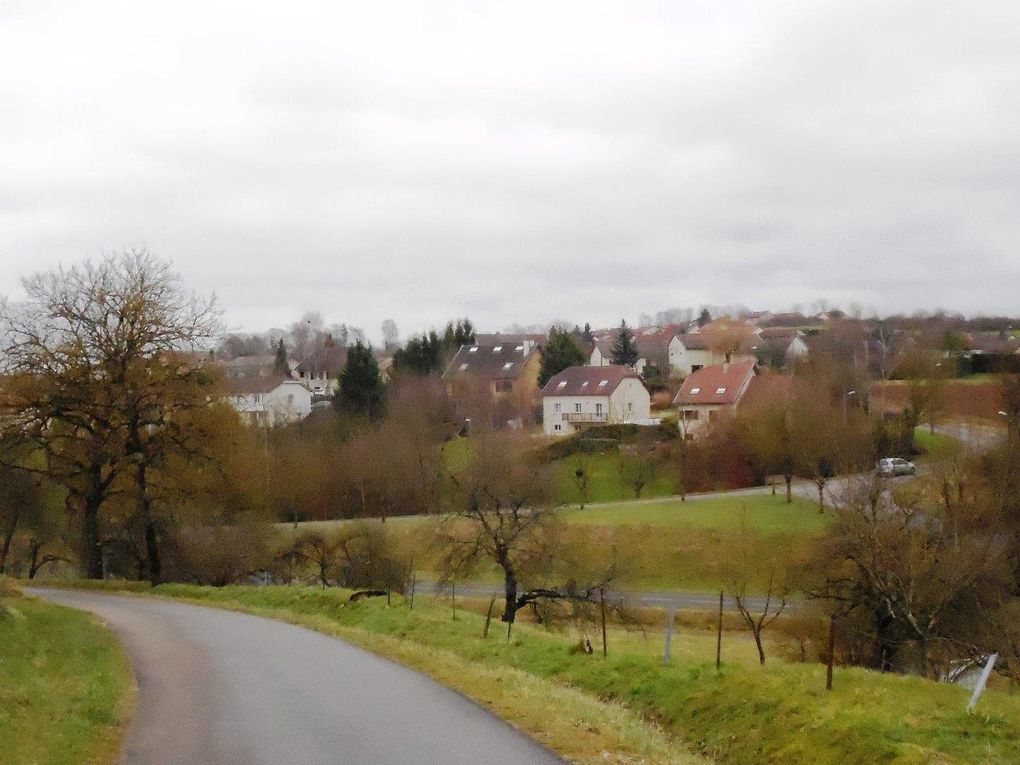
[
  {"xmin": 541, "ymin": 365, "xmax": 651, "ymax": 436},
  {"xmin": 442, "ymin": 342, "xmax": 542, "ymax": 424},
  {"xmin": 228, "ymin": 376, "xmax": 313, "ymax": 426},
  {"xmin": 672, "ymin": 361, "xmax": 756, "ymax": 438},
  {"xmin": 295, "ymin": 345, "xmax": 348, "ymax": 396}
]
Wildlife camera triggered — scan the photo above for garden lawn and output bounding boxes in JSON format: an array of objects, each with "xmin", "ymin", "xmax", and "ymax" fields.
[{"xmin": 0, "ymin": 581, "xmax": 134, "ymax": 765}]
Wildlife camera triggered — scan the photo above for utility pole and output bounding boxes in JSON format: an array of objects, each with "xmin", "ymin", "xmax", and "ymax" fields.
[
  {"xmin": 664, "ymin": 605, "xmax": 676, "ymax": 665},
  {"xmin": 600, "ymin": 587, "xmax": 608, "ymax": 657},
  {"xmin": 715, "ymin": 590, "xmax": 724, "ymax": 671},
  {"xmin": 826, "ymin": 616, "xmax": 836, "ymax": 691}
]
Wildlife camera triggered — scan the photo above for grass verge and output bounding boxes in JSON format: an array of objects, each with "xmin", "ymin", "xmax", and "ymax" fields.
[
  {"xmin": 0, "ymin": 579, "xmax": 134, "ymax": 765},
  {"xmin": 65, "ymin": 582, "xmax": 1020, "ymax": 765}
]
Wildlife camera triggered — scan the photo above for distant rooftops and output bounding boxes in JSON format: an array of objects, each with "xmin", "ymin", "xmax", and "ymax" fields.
[{"xmin": 442, "ymin": 342, "xmax": 538, "ymax": 382}]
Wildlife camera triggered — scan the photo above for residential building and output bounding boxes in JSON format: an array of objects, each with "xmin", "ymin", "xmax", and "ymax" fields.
[
  {"xmin": 673, "ymin": 361, "xmax": 757, "ymax": 437},
  {"xmin": 295, "ymin": 345, "xmax": 348, "ymax": 396},
  {"xmin": 541, "ymin": 365, "xmax": 651, "ymax": 436},
  {"xmin": 757, "ymin": 327, "xmax": 809, "ymax": 367},
  {"xmin": 216, "ymin": 355, "xmax": 279, "ymax": 379},
  {"xmin": 442, "ymin": 342, "xmax": 542, "ymax": 424},
  {"xmin": 228, "ymin": 376, "xmax": 313, "ymax": 426}
]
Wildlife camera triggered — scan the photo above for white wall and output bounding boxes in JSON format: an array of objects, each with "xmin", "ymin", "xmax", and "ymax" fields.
[
  {"xmin": 230, "ymin": 381, "xmax": 312, "ymax": 426},
  {"xmin": 542, "ymin": 378, "xmax": 651, "ymax": 436}
]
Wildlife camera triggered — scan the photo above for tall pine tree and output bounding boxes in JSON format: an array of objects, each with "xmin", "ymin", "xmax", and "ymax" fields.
[
  {"xmin": 273, "ymin": 338, "xmax": 290, "ymax": 377},
  {"xmin": 539, "ymin": 328, "xmax": 587, "ymax": 386},
  {"xmin": 610, "ymin": 319, "xmax": 639, "ymax": 367},
  {"xmin": 336, "ymin": 340, "xmax": 384, "ymax": 418}
]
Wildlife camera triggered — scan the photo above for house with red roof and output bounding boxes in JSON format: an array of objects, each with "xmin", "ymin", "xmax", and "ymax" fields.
[
  {"xmin": 672, "ymin": 361, "xmax": 756, "ymax": 437},
  {"xmin": 541, "ymin": 365, "xmax": 651, "ymax": 436}
]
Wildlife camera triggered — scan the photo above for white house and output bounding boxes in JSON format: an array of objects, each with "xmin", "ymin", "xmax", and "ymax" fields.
[
  {"xmin": 672, "ymin": 361, "xmax": 757, "ymax": 438},
  {"xmin": 228, "ymin": 376, "xmax": 313, "ymax": 426},
  {"xmin": 541, "ymin": 365, "xmax": 651, "ymax": 436}
]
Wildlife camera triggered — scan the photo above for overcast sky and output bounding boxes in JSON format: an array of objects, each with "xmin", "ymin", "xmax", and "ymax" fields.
[{"xmin": 2, "ymin": 1, "xmax": 1019, "ymax": 342}]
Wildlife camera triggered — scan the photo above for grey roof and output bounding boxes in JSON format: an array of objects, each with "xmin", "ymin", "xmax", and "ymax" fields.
[{"xmin": 442, "ymin": 343, "xmax": 538, "ymax": 382}]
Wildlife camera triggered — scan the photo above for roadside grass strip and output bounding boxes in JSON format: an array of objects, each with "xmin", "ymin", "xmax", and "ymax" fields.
[
  {"xmin": 84, "ymin": 582, "xmax": 1020, "ymax": 765},
  {"xmin": 0, "ymin": 579, "xmax": 134, "ymax": 765}
]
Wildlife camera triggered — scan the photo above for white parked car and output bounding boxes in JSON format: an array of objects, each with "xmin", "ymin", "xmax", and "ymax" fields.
[{"xmin": 877, "ymin": 457, "xmax": 915, "ymax": 477}]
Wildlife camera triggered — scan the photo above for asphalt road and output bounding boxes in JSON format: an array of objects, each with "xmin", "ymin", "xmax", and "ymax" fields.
[{"xmin": 31, "ymin": 588, "xmax": 565, "ymax": 765}]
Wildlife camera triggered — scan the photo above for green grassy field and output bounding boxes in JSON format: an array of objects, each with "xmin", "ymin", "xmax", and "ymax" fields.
[
  {"xmin": 564, "ymin": 493, "xmax": 827, "ymax": 533},
  {"xmin": 913, "ymin": 427, "xmax": 962, "ymax": 459},
  {"xmin": 97, "ymin": 583, "xmax": 1020, "ymax": 765},
  {"xmin": 0, "ymin": 580, "xmax": 133, "ymax": 765},
  {"xmin": 554, "ymin": 451, "xmax": 677, "ymax": 503}
]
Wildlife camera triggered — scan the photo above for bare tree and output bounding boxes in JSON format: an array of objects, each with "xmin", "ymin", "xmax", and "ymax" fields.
[{"xmin": 0, "ymin": 250, "xmax": 221, "ymax": 579}]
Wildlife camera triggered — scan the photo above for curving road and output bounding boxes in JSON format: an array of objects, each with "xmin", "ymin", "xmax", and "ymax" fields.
[{"xmin": 32, "ymin": 588, "xmax": 564, "ymax": 765}]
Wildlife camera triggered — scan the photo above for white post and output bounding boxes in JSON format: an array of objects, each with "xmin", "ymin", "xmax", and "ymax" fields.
[
  {"xmin": 967, "ymin": 653, "xmax": 998, "ymax": 712},
  {"xmin": 663, "ymin": 605, "xmax": 676, "ymax": 665}
]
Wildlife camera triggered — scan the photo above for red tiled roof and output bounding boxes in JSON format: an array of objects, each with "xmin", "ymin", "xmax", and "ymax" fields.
[
  {"xmin": 542, "ymin": 365, "xmax": 643, "ymax": 397},
  {"xmin": 672, "ymin": 362, "xmax": 756, "ymax": 406},
  {"xmin": 740, "ymin": 373, "xmax": 794, "ymax": 409}
]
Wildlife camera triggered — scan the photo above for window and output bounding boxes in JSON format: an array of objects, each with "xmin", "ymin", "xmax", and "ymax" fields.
[
  {"xmin": 493, "ymin": 345, "xmax": 502, "ymax": 352},
  {"xmin": 460, "ymin": 363, "xmax": 469, "ymax": 371},
  {"xmin": 598, "ymin": 380, "xmax": 608, "ymax": 387},
  {"xmin": 628, "ymin": 402, "xmax": 633, "ymax": 413},
  {"xmin": 554, "ymin": 424, "xmax": 562, "ymax": 432},
  {"xmin": 581, "ymin": 381, "xmax": 589, "ymax": 387},
  {"xmin": 503, "ymin": 362, "xmax": 514, "ymax": 370},
  {"xmin": 515, "ymin": 345, "xmax": 524, "ymax": 351},
  {"xmin": 254, "ymin": 393, "xmax": 262, "ymax": 405},
  {"xmin": 715, "ymin": 387, "xmax": 727, "ymax": 395},
  {"xmin": 595, "ymin": 403, "xmax": 603, "ymax": 414},
  {"xmin": 689, "ymin": 387, "xmax": 701, "ymax": 395},
  {"xmin": 495, "ymin": 380, "xmax": 512, "ymax": 393},
  {"xmin": 557, "ymin": 381, "xmax": 567, "ymax": 389},
  {"xmin": 574, "ymin": 403, "xmax": 582, "ymax": 413},
  {"xmin": 468, "ymin": 346, "xmax": 478, "ymax": 353},
  {"xmin": 287, "ymin": 394, "xmax": 294, "ymax": 405},
  {"xmin": 683, "ymin": 409, "xmax": 699, "ymax": 420},
  {"xmin": 554, "ymin": 403, "xmax": 561, "ymax": 413},
  {"xmin": 692, "ymin": 365, "xmax": 703, "ymax": 372}
]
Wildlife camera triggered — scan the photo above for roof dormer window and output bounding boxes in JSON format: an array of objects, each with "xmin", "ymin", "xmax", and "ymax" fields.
[
  {"xmin": 493, "ymin": 345, "xmax": 502, "ymax": 352},
  {"xmin": 468, "ymin": 347, "xmax": 478, "ymax": 353},
  {"xmin": 557, "ymin": 381, "xmax": 567, "ymax": 388},
  {"xmin": 690, "ymin": 387, "xmax": 701, "ymax": 394},
  {"xmin": 502, "ymin": 362, "xmax": 514, "ymax": 370},
  {"xmin": 515, "ymin": 345, "xmax": 524, "ymax": 351},
  {"xmin": 581, "ymin": 381, "xmax": 589, "ymax": 387},
  {"xmin": 715, "ymin": 387, "xmax": 727, "ymax": 395},
  {"xmin": 460, "ymin": 363, "xmax": 469, "ymax": 371},
  {"xmin": 598, "ymin": 380, "xmax": 608, "ymax": 387}
]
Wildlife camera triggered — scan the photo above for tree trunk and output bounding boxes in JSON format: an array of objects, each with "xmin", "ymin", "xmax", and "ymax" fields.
[
  {"xmin": 500, "ymin": 557, "xmax": 518, "ymax": 624},
  {"xmin": 753, "ymin": 628, "xmax": 766, "ymax": 665},
  {"xmin": 0, "ymin": 506, "xmax": 20, "ymax": 574},
  {"xmin": 817, "ymin": 481, "xmax": 825, "ymax": 512},
  {"xmin": 136, "ymin": 460, "xmax": 162, "ymax": 586},
  {"xmin": 785, "ymin": 474, "xmax": 792, "ymax": 504},
  {"xmin": 28, "ymin": 540, "xmax": 45, "ymax": 579},
  {"xmin": 82, "ymin": 496, "xmax": 103, "ymax": 579}
]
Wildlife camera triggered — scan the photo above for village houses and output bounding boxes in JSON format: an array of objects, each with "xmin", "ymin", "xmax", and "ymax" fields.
[{"xmin": 540, "ymin": 365, "xmax": 651, "ymax": 436}]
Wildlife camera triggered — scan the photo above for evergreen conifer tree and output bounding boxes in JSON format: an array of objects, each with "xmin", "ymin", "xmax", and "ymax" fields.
[
  {"xmin": 336, "ymin": 340, "xmax": 384, "ymax": 418},
  {"xmin": 539, "ymin": 328, "xmax": 587, "ymax": 386},
  {"xmin": 273, "ymin": 338, "xmax": 290, "ymax": 377},
  {"xmin": 610, "ymin": 319, "xmax": 639, "ymax": 367}
]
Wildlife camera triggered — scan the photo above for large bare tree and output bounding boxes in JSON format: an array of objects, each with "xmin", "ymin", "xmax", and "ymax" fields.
[{"xmin": 0, "ymin": 250, "xmax": 221, "ymax": 579}]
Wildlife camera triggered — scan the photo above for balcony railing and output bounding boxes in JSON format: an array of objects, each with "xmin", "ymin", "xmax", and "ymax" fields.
[{"xmin": 563, "ymin": 412, "xmax": 608, "ymax": 423}]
